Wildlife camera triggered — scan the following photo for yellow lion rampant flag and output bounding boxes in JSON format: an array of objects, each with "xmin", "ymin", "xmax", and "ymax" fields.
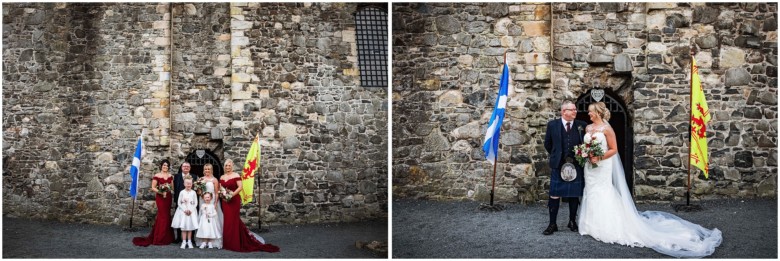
[
  {"xmin": 690, "ymin": 57, "xmax": 711, "ymax": 178},
  {"xmin": 240, "ymin": 135, "xmax": 260, "ymax": 205}
]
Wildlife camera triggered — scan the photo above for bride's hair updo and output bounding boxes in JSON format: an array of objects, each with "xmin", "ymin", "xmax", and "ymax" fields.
[{"xmin": 589, "ymin": 102, "xmax": 611, "ymax": 121}]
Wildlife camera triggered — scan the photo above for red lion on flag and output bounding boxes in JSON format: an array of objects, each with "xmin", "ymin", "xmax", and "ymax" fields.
[{"xmin": 240, "ymin": 135, "xmax": 260, "ymax": 205}]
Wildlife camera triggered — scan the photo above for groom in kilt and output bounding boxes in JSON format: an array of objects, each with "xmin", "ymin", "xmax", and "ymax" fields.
[{"xmin": 543, "ymin": 100, "xmax": 587, "ymax": 235}]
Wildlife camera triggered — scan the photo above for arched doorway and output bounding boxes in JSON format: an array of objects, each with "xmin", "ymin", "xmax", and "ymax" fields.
[
  {"xmin": 575, "ymin": 89, "xmax": 634, "ymax": 195},
  {"xmin": 179, "ymin": 149, "xmax": 224, "ymax": 180}
]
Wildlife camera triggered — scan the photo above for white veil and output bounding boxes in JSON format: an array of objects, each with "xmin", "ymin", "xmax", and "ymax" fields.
[{"xmin": 608, "ymin": 152, "xmax": 722, "ymax": 257}]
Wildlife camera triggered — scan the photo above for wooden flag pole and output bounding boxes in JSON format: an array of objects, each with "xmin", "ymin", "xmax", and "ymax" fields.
[
  {"xmin": 674, "ymin": 47, "xmax": 703, "ymax": 212},
  {"xmin": 490, "ymin": 150, "xmax": 498, "ymax": 206},
  {"xmin": 490, "ymin": 52, "xmax": 508, "ymax": 206},
  {"xmin": 125, "ymin": 130, "xmax": 144, "ymax": 232},
  {"xmin": 127, "ymin": 198, "xmax": 136, "ymax": 230},
  {"xmin": 481, "ymin": 52, "xmax": 509, "ymax": 211},
  {"xmin": 254, "ymin": 133, "xmax": 265, "ymax": 231},
  {"xmin": 686, "ymin": 46, "xmax": 695, "ymax": 207},
  {"xmin": 128, "ymin": 160, "xmax": 136, "ymax": 231}
]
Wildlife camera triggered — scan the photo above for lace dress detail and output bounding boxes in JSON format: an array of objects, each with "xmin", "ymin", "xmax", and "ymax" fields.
[
  {"xmin": 578, "ymin": 124, "xmax": 722, "ymax": 257},
  {"xmin": 585, "ymin": 123, "xmax": 609, "ymax": 137}
]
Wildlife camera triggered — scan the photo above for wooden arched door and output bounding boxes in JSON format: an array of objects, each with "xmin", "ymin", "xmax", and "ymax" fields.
[
  {"xmin": 576, "ymin": 89, "xmax": 634, "ymax": 195},
  {"xmin": 180, "ymin": 149, "xmax": 223, "ymax": 180}
]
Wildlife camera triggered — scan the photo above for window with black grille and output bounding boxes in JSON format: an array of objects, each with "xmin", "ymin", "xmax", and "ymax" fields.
[{"xmin": 354, "ymin": 7, "xmax": 388, "ymax": 87}]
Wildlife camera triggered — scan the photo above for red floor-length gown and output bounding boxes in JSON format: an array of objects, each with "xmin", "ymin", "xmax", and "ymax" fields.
[
  {"xmin": 132, "ymin": 176, "xmax": 175, "ymax": 246},
  {"xmin": 220, "ymin": 176, "xmax": 280, "ymax": 252}
]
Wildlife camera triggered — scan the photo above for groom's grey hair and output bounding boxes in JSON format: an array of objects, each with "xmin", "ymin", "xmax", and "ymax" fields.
[{"xmin": 560, "ymin": 100, "xmax": 575, "ymax": 110}]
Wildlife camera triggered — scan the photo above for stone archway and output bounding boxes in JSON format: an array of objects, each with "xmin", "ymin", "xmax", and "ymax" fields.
[
  {"xmin": 181, "ymin": 149, "xmax": 224, "ymax": 180},
  {"xmin": 575, "ymin": 89, "xmax": 634, "ymax": 195}
]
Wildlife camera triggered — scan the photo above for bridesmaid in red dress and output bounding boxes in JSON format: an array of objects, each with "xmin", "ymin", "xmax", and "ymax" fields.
[
  {"xmin": 133, "ymin": 160, "xmax": 176, "ymax": 246},
  {"xmin": 219, "ymin": 159, "xmax": 280, "ymax": 252}
]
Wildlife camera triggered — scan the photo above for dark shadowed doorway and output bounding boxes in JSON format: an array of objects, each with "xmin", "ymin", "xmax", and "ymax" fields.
[
  {"xmin": 576, "ymin": 89, "xmax": 634, "ymax": 195},
  {"xmin": 179, "ymin": 149, "xmax": 223, "ymax": 180}
]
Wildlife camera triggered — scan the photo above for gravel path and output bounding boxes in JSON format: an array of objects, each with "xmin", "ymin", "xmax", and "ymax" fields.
[
  {"xmin": 392, "ymin": 198, "xmax": 776, "ymax": 258},
  {"xmin": 3, "ymin": 217, "xmax": 387, "ymax": 258}
]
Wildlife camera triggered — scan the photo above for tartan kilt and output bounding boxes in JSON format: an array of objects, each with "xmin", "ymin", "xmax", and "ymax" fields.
[{"xmin": 549, "ymin": 165, "xmax": 585, "ymax": 197}]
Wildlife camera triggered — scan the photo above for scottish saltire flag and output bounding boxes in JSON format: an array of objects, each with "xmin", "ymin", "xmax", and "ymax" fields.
[
  {"xmin": 483, "ymin": 63, "xmax": 510, "ymax": 165},
  {"xmin": 129, "ymin": 135, "xmax": 143, "ymax": 199}
]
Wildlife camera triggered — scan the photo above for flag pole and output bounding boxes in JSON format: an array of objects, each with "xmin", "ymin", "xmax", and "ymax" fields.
[
  {"xmin": 128, "ymin": 198, "xmax": 136, "ymax": 230},
  {"xmin": 125, "ymin": 130, "xmax": 144, "ymax": 232},
  {"xmin": 489, "ymin": 52, "xmax": 508, "ymax": 206},
  {"xmin": 686, "ymin": 46, "xmax": 695, "ymax": 207},
  {"xmin": 129, "ymin": 133, "xmax": 140, "ymax": 231},
  {"xmin": 254, "ymin": 133, "xmax": 266, "ymax": 232},
  {"xmin": 490, "ymin": 152, "xmax": 498, "ymax": 206}
]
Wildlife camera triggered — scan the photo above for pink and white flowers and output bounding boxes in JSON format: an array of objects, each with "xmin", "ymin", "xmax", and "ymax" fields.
[
  {"xmin": 157, "ymin": 183, "xmax": 172, "ymax": 198},
  {"xmin": 573, "ymin": 139, "xmax": 605, "ymax": 168}
]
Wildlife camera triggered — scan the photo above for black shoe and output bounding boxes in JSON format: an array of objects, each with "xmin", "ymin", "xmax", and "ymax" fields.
[
  {"xmin": 567, "ymin": 220, "xmax": 578, "ymax": 232},
  {"xmin": 542, "ymin": 224, "xmax": 558, "ymax": 235}
]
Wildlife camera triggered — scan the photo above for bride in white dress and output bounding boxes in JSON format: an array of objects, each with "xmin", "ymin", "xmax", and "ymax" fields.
[
  {"xmin": 578, "ymin": 102, "xmax": 722, "ymax": 258},
  {"xmin": 197, "ymin": 164, "xmax": 224, "ymax": 249}
]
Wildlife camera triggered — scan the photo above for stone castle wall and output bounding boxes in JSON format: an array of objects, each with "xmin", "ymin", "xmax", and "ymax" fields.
[
  {"xmin": 3, "ymin": 2, "xmax": 388, "ymax": 226},
  {"xmin": 392, "ymin": 3, "xmax": 777, "ymax": 203},
  {"xmin": 3, "ymin": 3, "xmax": 174, "ymax": 224},
  {"xmin": 627, "ymin": 3, "xmax": 777, "ymax": 200},
  {"xmin": 393, "ymin": 3, "xmax": 555, "ymax": 202},
  {"xmin": 227, "ymin": 3, "xmax": 388, "ymax": 224}
]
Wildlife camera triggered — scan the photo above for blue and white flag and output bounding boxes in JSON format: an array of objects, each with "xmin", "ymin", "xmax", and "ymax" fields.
[
  {"xmin": 129, "ymin": 135, "xmax": 143, "ymax": 199},
  {"xmin": 482, "ymin": 63, "xmax": 509, "ymax": 165}
]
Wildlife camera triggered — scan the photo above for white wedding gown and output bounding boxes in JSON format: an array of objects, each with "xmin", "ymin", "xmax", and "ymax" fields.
[
  {"xmin": 578, "ymin": 128, "xmax": 722, "ymax": 258},
  {"xmin": 198, "ymin": 177, "xmax": 224, "ymax": 249}
]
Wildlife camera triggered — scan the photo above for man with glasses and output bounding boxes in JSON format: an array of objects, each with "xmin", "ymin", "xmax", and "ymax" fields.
[{"xmin": 542, "ymin": 100, "xmax": 587, "ymax": 235}]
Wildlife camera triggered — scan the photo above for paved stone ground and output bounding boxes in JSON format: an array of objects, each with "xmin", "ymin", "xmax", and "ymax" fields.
[
  {"xmin": 392, "ymin": 198, "xmax": 777, "ymax": 258},
  {"xmin": 3, "ymin": 217, "xmax": 387, "ymax": 258}
]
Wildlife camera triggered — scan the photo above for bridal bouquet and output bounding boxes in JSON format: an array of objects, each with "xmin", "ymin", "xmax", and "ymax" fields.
[
  {"xmin": 157, "ymin": 183, "xmax": 172, "ymax": 198},
  {"xmin": 573, "ymin": 139, "xmax": 605, "ymax": 168},
  {"xmin": 219, "ymin": 187, "xmax": 234, "ymax": 201},
  {"xmin": 194, "ymin": 178, "xmax": 207, "ymax": 195}
]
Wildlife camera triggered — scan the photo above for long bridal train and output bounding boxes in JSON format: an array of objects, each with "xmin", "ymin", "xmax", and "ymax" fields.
[{"xmin": 578, "ymin": 131, "xmax": 722, "ymax": 258}]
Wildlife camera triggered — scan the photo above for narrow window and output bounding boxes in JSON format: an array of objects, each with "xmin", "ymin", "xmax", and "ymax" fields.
[{"xmin": 354, "ymin": 7, "xmax": 388, "ymax": 87}]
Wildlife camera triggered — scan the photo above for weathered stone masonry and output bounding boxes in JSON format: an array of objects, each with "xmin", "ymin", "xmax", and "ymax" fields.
[
  {"xmin": 392, "ymin": 3, "xmax": 777, "ymax": 203},
  {"xmin": 3, "ymin": 3, "xmax": 388, "ymax": 227}
]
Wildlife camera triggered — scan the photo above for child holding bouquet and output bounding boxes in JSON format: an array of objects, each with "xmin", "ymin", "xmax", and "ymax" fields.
[
  {"xmin": 171, "ymin": 177, "xmax": 199, "ymax": 249},
  {"xmin": 198, "ymin": 163, "xmax": 223, "ymax": 249},
  {"xmin": 196, "ymin": 192, "xmax": 221, "ymax": 248}
]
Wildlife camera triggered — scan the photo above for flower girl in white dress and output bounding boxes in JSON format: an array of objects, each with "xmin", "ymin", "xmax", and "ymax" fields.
[
  {"xmin": 197, "ymin": 164, "xmax": 223, "ymax": 248},
  {"xmin": 196, "ymin": 192, "xmax": 221, "ymax": 249},
  {"xmin": 171, "ymin": 177, "xmax": 199, "ymax": 249}
]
